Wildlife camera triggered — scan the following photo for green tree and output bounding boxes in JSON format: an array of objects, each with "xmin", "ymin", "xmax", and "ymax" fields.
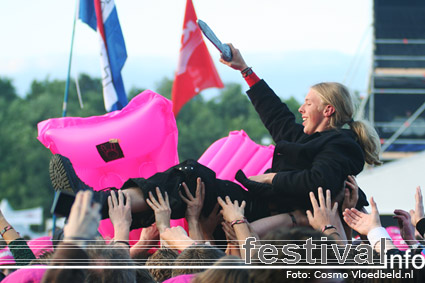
[{"xmin": 0, "ymin": 74, "xmax": 110, "ymax": 229}]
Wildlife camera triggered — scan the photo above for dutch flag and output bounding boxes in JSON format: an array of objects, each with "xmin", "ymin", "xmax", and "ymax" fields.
[{"xmin": 79, "ymin": 0, "xmax": 128, "ymax": 112}]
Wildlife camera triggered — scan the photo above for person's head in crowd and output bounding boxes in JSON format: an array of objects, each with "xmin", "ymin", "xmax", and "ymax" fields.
[
  {"xmin": 307, "ymin": 82, "xmax": 381, "ymax": 165},
  {"xmin": 250, "ymin": 226, "xmax": 342, "ymax": 283},
  {"xmin": 29, "ymin": 250, "xmax": 54, "ymax": 266},
  {"xmin": 172, "ymin": 244, "xmax": 226, "ymax": 277},
  {"xmin": 192, "ymin": 255, "xmax": 249, "ymax": 283},
  {"xmin": 146, "ymin": 248, "xmax": 178, "ymax": 282},
  {"xmin": 135, "ymin": 269, "xmax": 156, "ymax": 283},
  {"xmin": 85, "ymin": 241, "xmax": 136, "ymax": 283}
]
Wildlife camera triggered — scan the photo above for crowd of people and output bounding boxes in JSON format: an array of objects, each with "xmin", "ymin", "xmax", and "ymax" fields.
[
  {"xmin": 0, "ymin": 44, "xmax": 423, "ymax": 282},
  {"xmin": 0, "ymin": 175, "xmax": 424, "ymax": 282}
]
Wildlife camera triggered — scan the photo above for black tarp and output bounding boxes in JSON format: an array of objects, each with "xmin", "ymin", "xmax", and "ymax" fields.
[
  {"xmin": 374, "ymin": 76, "xmax": 425, "ymax": 89},
  {"xmin": 374, "ymin": 0, "xmax": 425, "ymax": 39}
]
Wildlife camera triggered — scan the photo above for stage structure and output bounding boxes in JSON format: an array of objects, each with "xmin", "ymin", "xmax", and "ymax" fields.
[{"xmin": 361, "ymin": 0, "xmax": 425, "ymax": 160}]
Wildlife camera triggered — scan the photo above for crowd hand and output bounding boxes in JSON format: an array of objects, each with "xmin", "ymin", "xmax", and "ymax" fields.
[
  {"xmin": 130, "ymin": 224, "xmax": 160, "ymax": 258},
  {"xmin": 219, "ymin": 43, "xmax": 248, "ymax": 71},
  {"xmin": 342, "ymin": 175, "xmax": 359, "ymax": 211},
  {"xmin": 409, "ymin": 186, "xmax": 424, "ymax": 226},
  {"xmin": 139, "ymin": 223, "xmax": 160, "ymax": 244},
  {"xmin": 248, "ymin": 173, "xmax": 276, "ymax": 185},
  {"xmin": 179, "ymin": 178, "xmax": 205, "ymax": 222},
  {"xmin": 146, "ymin": 187, "xmax": 171, "ymax": 234},
  {"xmin": 200, "ymin": 203, "xmax": 222, "ymax": 241},
  {"xmin": 217, "ymin": 196, "xmax": 246, "ymax": 223},
  {"xmin": 393, "ymin": 209, "xmax": 417, "ymax": 245},
  {"xmin": 63, "ymin": 190, "xmax": 101, "ymax": 245},
  {"xmin": 108, "ymin": 190, "xmax": 132, "ymax": 235},
  {"xmin": 343, "ymin": 197, "xmax": 381, "ymax": 236},
  {"xmin": 306, "ymin": 188, "xmax": 343, "ymax": 236},
  {"xmin": 160, "ymin": 226, "xmax": 196, "ymax": 252}
]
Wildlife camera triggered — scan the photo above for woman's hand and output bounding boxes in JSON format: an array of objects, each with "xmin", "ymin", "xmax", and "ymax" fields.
[
  {"xmin": 248, "ymin": 173, "xmax": 276, "ymax": 184},
  {"xmin": 219, "ymin": 43, "xmax": 249, "ymax": 71}
]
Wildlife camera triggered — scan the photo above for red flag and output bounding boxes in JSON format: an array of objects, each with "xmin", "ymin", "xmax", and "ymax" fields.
[{"xmin": 171, "ymin": 0, "xmax": 224, "ymax": 116}]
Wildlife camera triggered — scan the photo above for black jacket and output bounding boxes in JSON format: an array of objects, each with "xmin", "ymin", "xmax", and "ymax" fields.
[{"xmin": 246, "ymin": 79, "xmax": 367, "ymax": 210}]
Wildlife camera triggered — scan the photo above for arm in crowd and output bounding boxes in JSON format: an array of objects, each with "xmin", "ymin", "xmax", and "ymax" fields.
[
  {"xmin": 129, "ymin": 223, "xmax": 159, "ymax": 259},
  {"xmin": 222, "ymin": 221, "xmax": 241, "ymax": 257},
  {"xmin": 146, "ymin": 187, "xmax": 171, "ymax": 234},
  {"xmin": 199, "ymin": 203, "xmax": 222, "ymax": 244},
  {"xmin": 0, "ymin": 208, "xmax": 35, "ymax": 265},
  {"xmin": 42, "ymin": 190, "xmax": 101, "ymax": 283},
  {"xmin": 393, "ymin": 209, "xmax": 420, "ymax": 248},
  {"xmin": 409, "ymin": 186, "xmax": 425, "ymax": 239},
  {"xmin": 179, "ymin": 178, "xmax": 205, "ymax": 243},
  {"xmin": 217, "ymin": 196, "xmax": 259, "ymax": 262},
  {"xmin": 147, "ymin": 187, "xmax": 196, "ymax": 252},
  {"xmin": 341, "ymin": 175, "xmax": 359, "ymax": 242}
]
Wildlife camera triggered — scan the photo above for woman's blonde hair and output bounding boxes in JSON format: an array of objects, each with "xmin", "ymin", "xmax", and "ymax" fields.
[{"xmin": 311, "ymin": 82, "xmax": 382, "ymax": 166}]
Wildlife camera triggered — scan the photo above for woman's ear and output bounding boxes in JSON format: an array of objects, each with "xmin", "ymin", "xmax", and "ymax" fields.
[{"xmin": 323, "ymin": 105, "xmax": 335, "ymax": 117}]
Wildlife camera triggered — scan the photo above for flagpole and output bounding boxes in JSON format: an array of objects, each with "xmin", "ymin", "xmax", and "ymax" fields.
[
  {"xmin": 53, "ymin": 0, "xmax": 79, "ymax": 235},
  {"xmin": 62, "ymin": 0, "xmax": 79, "ymax": 117}
]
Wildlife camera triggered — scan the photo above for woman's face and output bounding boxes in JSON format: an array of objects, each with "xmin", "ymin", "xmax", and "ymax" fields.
[{"xmin": 298, "ymin": 89, "xmax": 329, "ymax": 135}]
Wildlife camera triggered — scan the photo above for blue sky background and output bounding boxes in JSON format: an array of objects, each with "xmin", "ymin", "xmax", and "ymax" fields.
[{"xmin": 0, "ymin": 0, "xmax": 373, "ymax": 102}]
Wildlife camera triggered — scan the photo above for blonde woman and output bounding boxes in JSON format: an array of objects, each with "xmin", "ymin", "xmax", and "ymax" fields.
[{"xmin": 220, "ymin": 44, "xmax": 381, "ymax": 236}]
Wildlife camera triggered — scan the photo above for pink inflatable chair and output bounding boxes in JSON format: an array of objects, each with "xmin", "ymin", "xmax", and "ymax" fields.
[
  {"xmin": 38, "ymin": 90, "xmax": 179, "ymax": 190},
  {"xmin": 38, "ymin": 90, "xmax": 181, "ymax": 243},
  {"xmin": 198, "ymin": 130, "xmax": 274, "ymax": 184}
]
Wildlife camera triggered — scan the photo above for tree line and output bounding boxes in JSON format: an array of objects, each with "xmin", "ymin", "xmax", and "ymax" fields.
[{"xmin": 0, "ymin": 74, "xmax": 301, "ymax": 228}]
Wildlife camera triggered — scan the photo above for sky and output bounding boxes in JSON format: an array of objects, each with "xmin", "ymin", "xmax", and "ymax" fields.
[{"xmin": 0, "ymin": 0, "xmax": 373, "ymax": 102}]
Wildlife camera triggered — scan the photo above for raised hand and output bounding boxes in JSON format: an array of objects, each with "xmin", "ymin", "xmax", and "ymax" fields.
[
  {"xmin": 343, "ymin": 197, "xmax": 381, "ymax": 236},
  {"xmin": 393, "ymin": 209, "xmax": 416, "ymax": 244},
  {"xmin": 179, "ymin": 178, "xmax": 205, "ymax": 222},
  {"xmin": 64, "ymin": 191, "xmax": 101, "ymax": 243},
  {"xmin": 409, "ymin": 186, "xmax": 424, "ymax": 226},
  {"xmin": 130, "ymin": 224, "xmax": 160, "ymax": 258},
  {"xmin": 306, "ymin": 187, "xmax": 339, "ymax": 231},
  {"xmin": 108, "ymin": 190, "xmax": 132, "ymax": 241},
  {"xmin": 146, "ymin": 187, "xmax": 171, "ymax": 233},
  {"xmin": 342, "ymin": 175, "xmax": 359, "ymax": 211},
  {"xmin": 217, "ymin": 196, "xmax": 246, "ymax": 223},
  {"xmin": 160, "ymin": 226, "xmax": 195, "ymax": 252}
]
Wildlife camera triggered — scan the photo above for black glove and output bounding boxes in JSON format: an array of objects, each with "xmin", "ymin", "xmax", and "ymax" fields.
[{"xmin": 235, "ymin": 170, "xmax": 274, "ymax": 197}]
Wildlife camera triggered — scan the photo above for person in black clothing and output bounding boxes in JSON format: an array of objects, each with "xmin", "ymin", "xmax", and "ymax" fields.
[{"xmin": 218, "ymin": 44, "xmax": 382, "ymax": 235}]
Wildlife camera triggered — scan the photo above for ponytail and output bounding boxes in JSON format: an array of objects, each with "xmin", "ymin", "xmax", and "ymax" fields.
[{"xmin": 349, "ymin": 120, "xmax": 382, "ymax": 166}]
